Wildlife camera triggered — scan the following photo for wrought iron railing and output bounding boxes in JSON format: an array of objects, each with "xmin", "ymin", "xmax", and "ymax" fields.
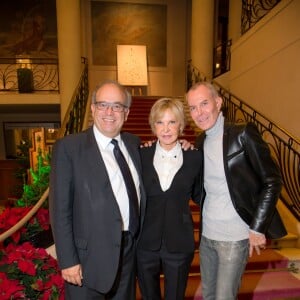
[
  {"xmin": 186, "ymin": 62, "xmax": 300, "ymax": 220},
  {"xmin": 0, "ymin": 57, "xmax": 59, "ymax": 92},
  {"xmin": 0, "ymin": 57, "xmax": 90, "ymax": 243},
  {"xmin": 215, "ymin": 83, "xmax": 299, "ymax": 220},
  {"xmin": 187, "ymin": 60, "xmax": 207, "ymax": 91},
  {"xmin": 61, "ymin": 57, "xmax": 90, "ymax": 136},
  {"xmin": 241, "ymin": 0, "xmax": 281, "ymax": 34}
]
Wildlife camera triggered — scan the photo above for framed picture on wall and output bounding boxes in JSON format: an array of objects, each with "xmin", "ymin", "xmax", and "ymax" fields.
[
  {"xmin": 0, "ymin": 0, "xmax": 58, "ymax": 58},
  {"xmin": 117, "ymin": 45, "xmax": 148, "ymax": 86}
]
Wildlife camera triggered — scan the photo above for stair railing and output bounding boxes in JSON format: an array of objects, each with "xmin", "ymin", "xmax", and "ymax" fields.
[
  {"xmin": 214, "ymin": 82, "xmax": 300, "ymax": 220},
  {"xmin": 241, "ymin": 0, "xmax": 281, "ymax": 35},
  {"xmin": 0, "ymin": 57, "xmax": 90, "ymax": 243},
  {"xmin": 186, "ymin": 60, "xmax": 207, "ymax": 91}
]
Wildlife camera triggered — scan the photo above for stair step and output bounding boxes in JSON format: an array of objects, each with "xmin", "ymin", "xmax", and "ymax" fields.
[
  {"xmin": 121, "ymin": 128, "xmax": 151, "ymax": 132},
  {"xmin": 127, "ymin": 111, "xmax": 150, "ymax": 115},
  {"xmin": 238, "ymin": 270, "xmax": 300, "ymax": 300},
  {"xmin": 193, "ymin": 230, "xmax": 298, "ymax": 254},
  {"xmin": 189, "ymin": 248, "xmax": 294, "ymax": 273},
  {"xmin": 136, "ymin": 269, "xmax": 300, "ymax": 299},
  {"xmin": 269, "ymin": 232, "xmax": 298, "ymax": 248}
]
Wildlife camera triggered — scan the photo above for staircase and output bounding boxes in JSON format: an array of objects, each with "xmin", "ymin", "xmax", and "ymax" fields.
[{"xmin": 126, "ymin": 97, "xmax": 300, "ymax": 300}]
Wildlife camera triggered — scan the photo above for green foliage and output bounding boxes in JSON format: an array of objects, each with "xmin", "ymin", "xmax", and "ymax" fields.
[{"xmin": 16, "ymin": 148, "xmax": 51, "ymax": 208}]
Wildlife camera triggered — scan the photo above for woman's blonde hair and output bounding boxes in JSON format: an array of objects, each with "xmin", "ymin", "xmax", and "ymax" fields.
[{"xmin": 149, "ymin": 97, "xmax": 186, "ymax": 135}]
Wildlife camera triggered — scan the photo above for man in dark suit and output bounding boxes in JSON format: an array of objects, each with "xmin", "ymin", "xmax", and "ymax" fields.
[{"xmin": 49, "ymin": 80, "xmax": 146, "ymax": 299}]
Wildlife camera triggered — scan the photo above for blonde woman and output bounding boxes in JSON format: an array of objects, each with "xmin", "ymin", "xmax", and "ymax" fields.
[{"xmin": 137, "ymin": 98, "xmax": 202, "ymax": 300}]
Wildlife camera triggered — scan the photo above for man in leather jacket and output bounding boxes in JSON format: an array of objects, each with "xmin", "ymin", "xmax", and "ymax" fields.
[{"xmin": 186, "ymin": 81, "xmax": 287, "ymax": 300}]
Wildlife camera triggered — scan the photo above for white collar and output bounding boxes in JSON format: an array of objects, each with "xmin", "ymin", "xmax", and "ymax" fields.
[
  {"xmin": 155, "ymin": 141, "xmax": 181, "ymax": 158},
  {"xmin": 93, "ymin": 125, "xmax": 121, "ymax": 149}
]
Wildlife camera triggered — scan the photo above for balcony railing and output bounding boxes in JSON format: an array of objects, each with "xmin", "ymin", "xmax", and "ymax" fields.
[
  {"xmin": 0, "ymin": 57, "xmax": 59, "ymax": 92},
  {"xmin": 241, "ymin": 0, "xmax": 281, "ymax": 34}
]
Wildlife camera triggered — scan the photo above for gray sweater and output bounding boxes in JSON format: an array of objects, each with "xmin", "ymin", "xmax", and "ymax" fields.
[{"xmin": 202, "ymin": 113, "xmax": 249, "ymax": 241}]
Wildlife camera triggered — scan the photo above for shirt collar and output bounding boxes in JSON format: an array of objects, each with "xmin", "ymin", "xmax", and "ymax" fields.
[
  {"xmin": 156, "ymin": 141, "xmax": 181, "ymax": 158},
  {"xmin": 93, "ymin": 125, "xmax": 121, "ymax": 149},
  {"xmin": 206, "ymin": 112, "xmax": 224, "ymax": 137}
]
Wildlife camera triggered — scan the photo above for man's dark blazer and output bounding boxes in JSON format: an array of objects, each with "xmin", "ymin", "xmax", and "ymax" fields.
[
  {"xmin": 195, "ymin": 122, "xmax": 287, "ymax": 239},
  {"xmin": 49, "ymin": 127, "xmax": 146, "ymax": 293},
  {"xmin": 137, "ymin": 143, "xmax": 202, "ymax": 253}
]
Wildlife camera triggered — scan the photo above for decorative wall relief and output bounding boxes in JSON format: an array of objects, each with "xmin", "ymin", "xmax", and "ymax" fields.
[
  {"xmin": 0, "ymin": 0, "xmax": 58, "ymax": 58},
  {"xmin": 91, "ymin": 1, "xmax": 167, "ymax": 67}
]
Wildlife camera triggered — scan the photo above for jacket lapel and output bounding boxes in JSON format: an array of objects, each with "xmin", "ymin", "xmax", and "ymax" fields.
[
  {"xmin": 85, "ymin": 128, "xmax": 119, "ymax": 206},
  {"xmin": 121, "ymin": 133, "xmax": 142, "ymax": 176}
]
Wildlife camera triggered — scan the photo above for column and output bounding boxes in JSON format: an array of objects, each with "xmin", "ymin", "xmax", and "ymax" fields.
[
  {"xmin": 191, "ymin": 0, "xmax": 214, "ymax": 79},
  {"xmin": 56, "ymin": 0, "xmax": 82, "ymax": 122},
  {"xmin": 228, "ymin": 0, "xmax": 242, "ymax": 44}
]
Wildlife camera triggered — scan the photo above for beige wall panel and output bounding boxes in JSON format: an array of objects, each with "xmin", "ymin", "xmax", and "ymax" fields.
[{"xmin": 229, "ymin": 0, "xmax": 300, "ymax": 138}]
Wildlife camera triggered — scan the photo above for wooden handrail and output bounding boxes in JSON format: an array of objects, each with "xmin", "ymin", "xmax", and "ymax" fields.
[{"xmin": 0, "ymin": 188, "xmax": 49, "ymax": 242}]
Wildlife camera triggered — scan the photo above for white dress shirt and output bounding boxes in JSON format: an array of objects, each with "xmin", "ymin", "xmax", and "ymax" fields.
[
  {"xmin": 153, "ymin": 141, "xmax": 183, "ymax": 191},
  {"xmin": 93, "ymin": 125, "xmax": 140, "ymax": 231}
]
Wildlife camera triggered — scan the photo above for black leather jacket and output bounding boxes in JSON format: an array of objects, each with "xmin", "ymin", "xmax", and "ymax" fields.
[{"xmin": 196, "ymin": 122, "xmax": 287, "ymax": 239}]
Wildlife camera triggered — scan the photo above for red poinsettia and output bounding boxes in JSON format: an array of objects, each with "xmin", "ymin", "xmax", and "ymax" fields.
[
  {"xmin": 0, "ymin": 206, "xmax": 50, "ymax": 245},
  {"xmin": 0, "ymin": 242, "xmax": 64, "ymax": 299}
]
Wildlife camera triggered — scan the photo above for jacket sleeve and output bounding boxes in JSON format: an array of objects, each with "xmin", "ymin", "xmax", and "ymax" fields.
[
  {"xmin": 49, "ymin": 138, "xmax": 80, "ymax": 270},
  {"xmin": 243, "ymin": 123, "xmax": 282, "ymax": 234},
  {"xmin": 191, "ymin": 151, "xmax": 203, "ymax": 206}
]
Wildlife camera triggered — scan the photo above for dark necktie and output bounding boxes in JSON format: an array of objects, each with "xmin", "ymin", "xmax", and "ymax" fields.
[{"xmin": 111, "ymin": 139, "xmax": 139, "ymax": 236}]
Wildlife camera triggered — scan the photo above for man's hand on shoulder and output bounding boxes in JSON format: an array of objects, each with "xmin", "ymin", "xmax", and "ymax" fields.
[
  {"xmin": 179, "ymin": 139, "xmax": 195, "ymax": 151},
  {"xmin": 140, "ymin": 140, "xmax": 156, "ymax": 148}
]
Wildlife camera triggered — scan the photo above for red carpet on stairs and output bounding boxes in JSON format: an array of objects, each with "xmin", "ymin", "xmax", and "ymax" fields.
[{"xmin": 238, "ymin": 271, "xmax": 300, "ymax": 300}]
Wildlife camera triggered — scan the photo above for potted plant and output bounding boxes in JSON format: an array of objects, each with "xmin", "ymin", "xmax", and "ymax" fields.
[
  {"xmin": 0, "ymin": 242, "xmax": 64, "ymax": 299},
  {"xmin": 0, "ymin": 136, "xmax": 64, "ymax": 298}
]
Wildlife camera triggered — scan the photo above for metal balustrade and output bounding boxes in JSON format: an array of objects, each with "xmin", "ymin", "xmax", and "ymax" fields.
[
  {"xmin": 0, "ymin": 57, "xmax": 59, "ymax": 92},
  {"xmin": 216, "ymin": 82, "xmax": 300, "ymax": 220},
  {"xmin": 241, "ymin": 0, "xmax": 281, "ymax": 34}
]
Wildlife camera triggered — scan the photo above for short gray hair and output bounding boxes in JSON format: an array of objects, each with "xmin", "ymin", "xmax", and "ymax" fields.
[{"xmin": 91, "ymin": 80, "xmax": 132, "ymax": 107}]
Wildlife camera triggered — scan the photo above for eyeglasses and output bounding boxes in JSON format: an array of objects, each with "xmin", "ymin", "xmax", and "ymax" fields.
[{"xmin": 94, "ymin": 101, "xmax": 128, "ymax": 112}]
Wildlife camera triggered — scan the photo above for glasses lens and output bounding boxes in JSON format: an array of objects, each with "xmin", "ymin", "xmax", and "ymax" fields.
[
  {"xmin": 112, "ymin": 104, "xmax": 123, "ymax": 112},
  {"xmin": 95, "ymin": 102, "xmax": 127, "ymax": 112}
]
